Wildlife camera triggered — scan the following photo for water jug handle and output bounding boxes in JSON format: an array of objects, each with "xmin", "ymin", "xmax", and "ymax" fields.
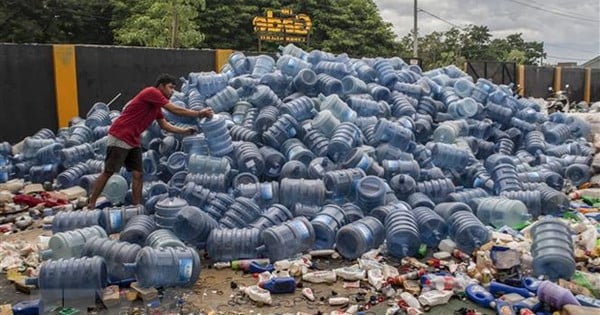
[{"xmin": 39, "ymin": 249, "xmax": 53, "ymax": 261}]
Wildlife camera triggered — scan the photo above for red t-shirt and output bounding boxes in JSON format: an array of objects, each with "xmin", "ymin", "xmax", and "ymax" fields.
[{"xmin": 109, "ymin": 87, "xmax": 168, "ymax": 147}]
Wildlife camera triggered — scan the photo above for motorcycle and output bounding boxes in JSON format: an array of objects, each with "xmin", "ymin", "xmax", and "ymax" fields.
[{"xmin": 546, "ymin": 84, "xmax": 570, "ymax": 114}]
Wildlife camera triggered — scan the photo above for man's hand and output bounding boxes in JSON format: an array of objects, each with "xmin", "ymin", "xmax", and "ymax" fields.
[
  {"xmin": 197, "ymin": 107, "xmax": 214, "ymax": 119},
  {"xmin": 184, "ymin": 127, "xmax": 197, "ymax": 135}
]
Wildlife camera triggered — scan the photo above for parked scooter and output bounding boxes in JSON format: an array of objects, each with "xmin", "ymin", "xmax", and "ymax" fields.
[{"xmin": 546, "ymin": 84, "xmax": 570, "ymax": 113}]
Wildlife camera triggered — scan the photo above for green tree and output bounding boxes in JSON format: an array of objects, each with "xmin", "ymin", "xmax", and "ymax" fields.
[
  {"xmin": 0, "ymin": 0, "xmax": 113, "ymax": 44},
  {"xmin": 400, "ymin": 25, "xmax": 545, "ymax": 70},
  {"xmin": 197, "ymin": 0, "xmax": 402, "ymax": 57},
  {"xmin": 111, "ymin": 0, "xmax": 205, "ymax": 48}
]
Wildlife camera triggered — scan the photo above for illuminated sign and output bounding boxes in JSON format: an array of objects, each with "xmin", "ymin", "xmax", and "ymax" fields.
[{"xmin": 252, "ymin": 9, "xmax": 312, "ymax": 43}]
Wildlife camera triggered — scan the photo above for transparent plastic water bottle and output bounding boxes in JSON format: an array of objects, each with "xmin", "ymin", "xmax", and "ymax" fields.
[
  {"xmin": 318, "ymin": 94, "xmax": 357, "ymax": 122},
  {"xmin": 474, "ymin": 197, "xmax": 530, "ymax": 228},
  {"xmin": 323, "ymin": 168, "xmax": 366, "ymax": 199},
  {"xmin": 342, "ymin": 75, "xmax": 368, "ymax": 95},
  {"xmin": 446, "ymin": 211, "xmax": 490, "ymax": 254},
  {"xmin": 119, "ymin": 215, "xmax": 156, "ymax": 245},
  {"xmin": 290, "ymin": 68, "xmax": 318, "ymax": 95},
  {"xmin": 373, "ymin": 59, "xmax": 398, "ymax": 87},
  {"xmin": 37, "ymin": 256, "xmax": 107, "ymax": 311},
  {"xmin": 328, "ymin": 122, "xmax": 362, "ymax": 162},
  {"xmin": 82, "ymin": 236, "xmax": 141, "ymax": 283},
  {"xmin": 262, "ymin": 114, "xmax": 299, "ymax": 150},
  {"xmin": 127, "ymin": 246, "xmax": 201, "ymax": 288},
  {"xmin": 41, "ymin": 225, "xmax": 108, "ymax": 260},
  {"xmin": 279, "ymin": 178, "xmax": 326, "ymax": 207},
  {"xmin": 316, "ymin": 73, "xmax": 344, "ymax": 95},
  {"xmin": 530, "ymin": 219, "xmax": 575, "ymax": 281},
  {"xmin": 99, "ymin": 205, "xmax": 145, "ymax": 234},
  {"xmin": 206, "ymin": 227, "xmax": 263, "ymax": 262},
  {"xmin": 154, "ymin": 189, "xmax": 188, "ymax": 230},
  {"xmin": 311, "ymin": 204, "xmax": 347, "ymax": 249},
  {"xmin": 565, "ymin": 164, "xmax": 591, "ymax": 186},
  {"xmin": 335, "ymin": 216, "xmax": 385, "ymax": 260},
  {"xmin": 355, "ymin": 176, "xmax": 387, "ymax": 213},
  {"xmin": 314, "ymin": 60, "xmax": 352, "ymax": 79},
  {"xmin": 384, "ymin": 208, "xmax": 420, "ymax": 258},
  {"xmin": 172, "ymin": 205, "xmax": 218, "ymax": 248},
  {"xmin": 281, "ymin": 138, "xmax": 315, "ymax": 166},
  {"xmin": 280, "ymin": 96, "xmax": 317, "ymax": 122},
  {"xmin": 277, "ymin": 55, "xmax": 311, "ymax": 77},
  {"xmin": 260, "ymin": 217, "xmax": 315, "ymax": 261},
  {"xmin": 233, "ymin": 141, "xmax": 265, "ymax": 176},
  {"xmin": 200, "ymin": 115, "xmax": 234, "ymax": 157},
  {"xmin": 251, "ymin": 55, "xmax": 275, "ymax": 78},
  {"xmin": 145, "ymin": 229, "xmax": 186, "ymax": 248},
  {"xmin": 100, "ymin": 174, "xmax": 128, "ymax": 205},
  {"xmin": 413, "ymin": 206, "xmax": 447, "ymax": 248}
]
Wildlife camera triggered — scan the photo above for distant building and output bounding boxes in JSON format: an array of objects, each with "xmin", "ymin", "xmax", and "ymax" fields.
[
  {"xmin": 582, "ymin": 55, "xmax": 600, "ymax": 68},
  {"xmin": 557, "ymin": 62, "xmax": 577, "ymax": 68}
]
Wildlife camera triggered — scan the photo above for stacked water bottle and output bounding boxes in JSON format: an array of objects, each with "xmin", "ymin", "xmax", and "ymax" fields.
[{"xmin": 1, "ymin": 43, "xmax": 596, "ymax": 305}]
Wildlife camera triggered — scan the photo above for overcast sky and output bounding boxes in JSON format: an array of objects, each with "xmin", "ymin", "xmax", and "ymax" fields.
[{"xmin": 373, "ymin": 0, "xmax": 600, "ymax": 65}]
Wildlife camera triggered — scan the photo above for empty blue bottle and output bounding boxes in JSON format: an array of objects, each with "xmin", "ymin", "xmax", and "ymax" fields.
[
  {"xmin": 341, "ymin": 147, "xmax": 384, "ymax": 177},
  {"xmin": 41, "ymin": 225, "xmax": 108, "ymax": 260},
  {"xmin": 279, "ymin": 178, "xmax": 326, "ymax": 207},
  {"xmin": 128, "ymin": 246, "xmax": 201, "ymax": 288},
  {"xmin": 311, "ymin": 110, "xmax": 341, "ymax": 138},
  {"xmin": 260, "ymin": 217, "xmax": 315, "ymax": 261},
  {"xmin": 28, "ymin": 164, "xmax": 60, "ymax": 184},
  {"xmin": 207, "ymin": 227, "xmax": 263, "ymax": 262},
  {"xmin": 35, "ymin": 142, "xmax": 64, "ymax": 164},
  {"xmin": 290, "ymin": 68, "xmax": 318, "ymax": 95},
  {"xmin": 407, "ymin": 192, "xmax": 435, "ymax": 209},
  {"xmin": 251, "ymin": 55, "xmax": 275, "ymax": 78},
  {"xmin": 279, "ymin": 160, "xmax": 308, "ymax": 179},
  {"xmin": 37, "ymin": 256, "xmax": 107, "ymax": 311},
  {"xmin": 565, "ymin": 164, "xmax": 591, "ymax": 186},
  {"xmin": 307, "ymin": 157, "xmax": 335, "ymax": 179},
  {"xmin": 475, "ymin": 197, "xmax": 530, "ymax": 228},
  {"xmin": 187, "ymin": 154, "xmax": 231, "ymax": 175},
  {"xmin": 433, "ymin": 202, "xmax": 473, "ymax": 221},
  {"xmin": 82, "ymin": 236, "xmax": 141, "ymax": 283},
  {"xmin": 303, "ymin": 129, "xmax": 330, "ymax": 157},
  {"xmin": 119, "ymin": 215, "xmax": 156, "ymax": 245},
  {"xmin": 233, "ymin": 141, "xmax": 265, "ymax": 175},
  {"xmin": 172, "ymin": 205, "xmax": 218, "ymax": 248},
  {"xmin": 219, "ymin": 197, "xmax": 262, "ymax": 229},
  {"xmin": 280, "ymin": 96, "xmax": 317, "ymax": 122},
  {"xmin": 447, "ymin": 211, "xmax": 490, "ymax": 254},
  {"xmin": 316, "ymin": 73, "xmax": 344, "ymax": 95},
  {"xmin": 52, "ymin": 210, "xmax": 101, "ymax": 233},
  {"xmin": 531, "ymin": 219, "xmax": 575, "ymax": 281},
  {"xmin": 282, "ymin": 138, "xmax": 315, "ymax": 166},
  {"xmin": 355, "ymin": 176, "xmax": 387, "ymax": 213},
  {"xmin": 324, "ymin": 168, "xmax": 366, "ymax": 199},
  {"xmin": 145, "ymin": 229, "xmax": 186, "ymax": 248},
  {"xmin": 384, "ymin": 208, "xmax": 420, "ymax": 258},
  {"xmin": 416, "ymin": 178, "xmax": 456, "ymax": 203},
  {"xmin": 311, "ymin": 204, "xmax": 347, "ymax": 249},
  {"xmin": 277, "ymin": 55, "xmax": 311, "ymax": 77},
  {"xmin": 318, "ymin": 94, "xmax": 357, "ymax": 122},
  {"xmin": 342, "ymin": 75, "xmax": 368, "ymax": 95},
  {"xmin": 328, "ymin": 122, "xmax": 362, "ymax": 162},
  {"xmin": 336, "ymin": 216, "xmax": 385, "ymax": 260},
  {"xmin": 373, "ymin": 59, "xmax": 398, "ymax": 87},
  {"xmin": 154, "ymin": 190, "xmax": 188, "ymax": 230},
  {"xmin": 314, "ymin": 60, "xmax": 351, "ymax": 79},
  {"xmin": 201, "ymin": 115, "xmax": 234, "ymax": 157},
  {"xmin": 262, "ymin": 114, "xmax": 299, "ymax": 150},
  {"xmin": 430, "ymin": 142, "xmax": 474, "ymax": 170},
  {"xmin": 101, "ymin": 174, "xmax": 128, "ymax": 205},
  {"xmin": 99, "ymin": 205, "xmax": 145, "ymax": 234},
  {"xmin": 413, "ymin": 206, "xmax": 447, "ymax": 248}
]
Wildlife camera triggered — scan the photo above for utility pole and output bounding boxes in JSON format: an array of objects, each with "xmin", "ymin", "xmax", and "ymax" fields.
[
  {"xmin": 413, "ymin": 0, "xmax": 418, "ymax": 57},
  {"xmin": 170, "ymin": 0, "xmax": 179, "ymax": 48}
]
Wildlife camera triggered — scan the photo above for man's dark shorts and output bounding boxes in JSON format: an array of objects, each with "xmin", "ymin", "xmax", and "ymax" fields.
[{"xmin": 104, "ymin": 146, "xmax": 143, "ymax": 173}]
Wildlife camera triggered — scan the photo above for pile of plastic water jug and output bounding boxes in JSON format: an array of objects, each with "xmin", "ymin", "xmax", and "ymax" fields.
[{"xmin": 2, "ymin": 44, "xmax": 595, "ymax": 295}]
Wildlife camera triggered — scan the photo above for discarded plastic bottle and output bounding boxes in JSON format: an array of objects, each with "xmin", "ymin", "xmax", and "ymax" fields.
[
  {"xmin": 475, "ymin": 197, "xmax": 530, "ymax": 228},
  {"xmin": 126, "ymin": 246, "xmax": 201, "ymax": 288},
  {"xmin": 145, "ymin": 229, "xmax": 186, "ymax": 249},
  {"xmin": 154, "ymin": 189, "xmax": 188, "ymax": 230},
  {"xmin": 51, "ymin": 210, "xmax": 102, "ymax": 233},
  {"xmin": 260, "ymin": 217, "xmax": 315, "ymax": 261},
  {"xmin": 311, "ymin": 204, "xmax": 347, "ymax": 249},
  {"xmin": 530, "ymin": 219, "xmax": 575, "ymax": 281},
  {"xmin": 41, "ymin": 225, "xmax": 108, "ymax": 260},
  {"xmin": 36, "ymin": 256, "xmax": 107, "ymax": 310},
  {"xmin": 355, "ymin": 176, "xmax": 387, "ymax": 213},
  {"xmin": 413, "ymin": 206, "xmax": 447, "ymax": 248},
  {"xmin": 82, "ymin": 236, "xmax": 140, "ymax": 283},
  {"xmin": 172, "ymin": 206, "xmax": 218, "ymax": 248},
  {"xmin": 250, "ymin": 204, "xmax": 293, "ymax": 230},
  {"xmin": 99, "ymin": 205, "xmax": 145, "ymax": 234},
  {"xmin": 259, "ymin": 276, "xmax": 297, "ymax": 294},
  {"xmin": 207, "ymin": 227, "xmax": 263, "ymax": 262},
  {"xmin": 446, "ymin": 211, "xmax": 490, "ymax": 254},
  {"xmin": 279, "ymin": 178, "xmax": 326, "ymax": 207},
  {"xmin": 384, "ymin": 209, "xmax": 421, "ymax": 259},
  {"xmin": 335, "ymin": 216, "xmax": 385, "ymax": 260},
  {"xmin": 119, "ymin": 215, "xmax": 156, "ymax": 245},
  {"xmin": 201, "ymin": 115, "xmax": 234, "ymax": 157}
]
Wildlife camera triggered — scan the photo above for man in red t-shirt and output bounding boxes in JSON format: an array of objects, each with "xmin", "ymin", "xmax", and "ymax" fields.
[{"xmin": 86, "ymin": 74, "xmax": 213, "ymax": 209}]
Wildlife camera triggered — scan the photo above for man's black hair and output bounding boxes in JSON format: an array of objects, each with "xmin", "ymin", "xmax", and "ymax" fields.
[{"xmin": 155, "ymin": 73, "xmax": 177, "ymax": 87}]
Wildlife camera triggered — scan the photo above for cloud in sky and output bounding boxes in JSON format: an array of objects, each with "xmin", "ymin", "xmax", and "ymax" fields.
[{"xmin": 373, "ymin": 0, "xmax": 600, "ymax": 65}]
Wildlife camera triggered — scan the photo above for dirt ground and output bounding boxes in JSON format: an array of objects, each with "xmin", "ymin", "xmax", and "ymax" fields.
[{"xmin": 0, "ymin": 228, "xmax": 493, "ymax": 315}]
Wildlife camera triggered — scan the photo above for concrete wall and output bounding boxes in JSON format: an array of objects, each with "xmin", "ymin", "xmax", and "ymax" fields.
[{"xmin": 0, "ymin": 44, "xmax": 57, "ymax": 144}]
